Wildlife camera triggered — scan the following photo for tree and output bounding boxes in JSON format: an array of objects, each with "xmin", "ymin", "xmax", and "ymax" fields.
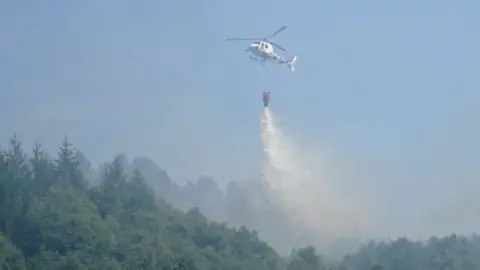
[
  {"xmin": 0, "ymin": 233, "xmax": 26, "ymax": 269},
  {"xmin": 288, "ymin": 246, "xmax": 326, "ymax": 270},
  {"xmin": 3, "ymin": 134, "xmax": 480, "ymax": 270},
  {"xmin": 371, "ymin": 264, "xmax": 384, "ymax": 270},
  {"xmin": 55, "ymin": 135, "xmax": 85, "ymax": 188}
]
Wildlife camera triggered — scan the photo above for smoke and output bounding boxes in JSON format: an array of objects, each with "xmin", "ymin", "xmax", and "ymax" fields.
[{"xmin": 260, "ymin": 108, "xmax": 374, "ymax": 250}]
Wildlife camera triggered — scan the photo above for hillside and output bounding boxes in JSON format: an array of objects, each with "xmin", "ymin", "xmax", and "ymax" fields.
[
  {"xmin": 0, "ymin": 135, "xmax": 287, "ymax": 269},
  {"xmin": 2, "ymin": 134, "xmax": 480, "ymax": 270}
]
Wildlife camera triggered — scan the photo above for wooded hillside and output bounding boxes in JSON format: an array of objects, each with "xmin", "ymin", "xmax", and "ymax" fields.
[{"xmin": 1, "ymin": 134, "xmax": 480, "ymax": 270}]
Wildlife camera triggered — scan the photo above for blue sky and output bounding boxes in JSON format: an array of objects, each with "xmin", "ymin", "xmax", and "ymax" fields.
[{"xmin": 1, "ymin": 0, "xmax": 480, "ymax": 238}]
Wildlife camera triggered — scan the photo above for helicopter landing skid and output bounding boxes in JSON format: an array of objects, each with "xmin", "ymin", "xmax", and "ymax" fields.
[{"xmin": 249, "ymin": 55, "xmax": 267, "ymax": 67}]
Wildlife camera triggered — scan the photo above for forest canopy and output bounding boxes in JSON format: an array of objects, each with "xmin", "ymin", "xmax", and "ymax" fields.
[{"xmin": 1, "ymin": 134, "xmax": 480, "ymax": 270}]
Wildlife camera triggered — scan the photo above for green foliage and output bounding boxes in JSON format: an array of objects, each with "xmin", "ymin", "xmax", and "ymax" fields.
[
  {"xmin": 287, "ymin": 246, "xmax": 330, "ymax": 270},
  {"xmin": 370, "ymin": 264, "xmax": 384, "ymax": 270},
  {"xmin": 341, "ymin": 234, "xmax": 480, "ymax": 270},
  {"xmin": 2, "ymin": 134, "xmax": 480, "ymax": 270},
  {"xmin": 0, "ymin": 135, "xmax": 286, "ymax": 269},
  {"xmin": 0, "ymin": 233, "xmax": 26, "ymax": 269}
]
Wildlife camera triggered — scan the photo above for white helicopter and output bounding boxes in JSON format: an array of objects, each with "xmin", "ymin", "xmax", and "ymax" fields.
[{"xmin": 226, "ymin": 26, "xmax": 297, "ymax": 71}]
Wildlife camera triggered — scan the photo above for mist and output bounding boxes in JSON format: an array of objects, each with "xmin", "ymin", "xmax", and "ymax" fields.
[
  {"xmin": 2, "ymin": 0, "xmax": 480, "ymax": 259},
  {"xmin": 260, "ymin": 108, "xmax": 374, "ymax": 249}
]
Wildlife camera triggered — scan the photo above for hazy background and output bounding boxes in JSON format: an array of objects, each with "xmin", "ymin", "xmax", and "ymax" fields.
[{"xmin": 1, "ymin": 0, "xmax": 480, "ymax": 250}]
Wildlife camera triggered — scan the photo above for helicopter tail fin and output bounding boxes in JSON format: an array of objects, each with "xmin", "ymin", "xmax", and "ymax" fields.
[{"xmin": 286, "ymin": 56, "xmax": 297, "ymax": 71}]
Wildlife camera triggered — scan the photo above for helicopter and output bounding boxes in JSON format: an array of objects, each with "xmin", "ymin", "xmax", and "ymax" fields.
[{"xmin": 226, "ymin": 26, "xmax": 297, "ymax": 71}]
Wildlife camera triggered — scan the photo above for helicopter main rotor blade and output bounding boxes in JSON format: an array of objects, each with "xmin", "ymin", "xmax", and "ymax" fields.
[
  {"xmin": 270, "ymin": 41, "xmax": 287, "ymax": 52},
  {"xmin": 225, "ymin": 38, "xmax": 261, "ymax": 41},
  {"xmin": 266, "ymin": 26, "xmax": 287, "ymax": 39}
]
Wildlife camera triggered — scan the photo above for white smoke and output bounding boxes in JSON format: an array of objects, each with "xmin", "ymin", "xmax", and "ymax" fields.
[{"xmin": 260, "ymin": 108, "xmax": 373, "ymax": 249}]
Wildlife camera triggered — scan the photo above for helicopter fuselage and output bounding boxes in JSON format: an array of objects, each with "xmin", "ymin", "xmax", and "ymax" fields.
[
  {"xmin": 246, "ymin": 41, "xmax": 282, "ymax": 65},
  {"xmin": 226, "ymin": 26, "xmax": 296, "ymax": 71}
]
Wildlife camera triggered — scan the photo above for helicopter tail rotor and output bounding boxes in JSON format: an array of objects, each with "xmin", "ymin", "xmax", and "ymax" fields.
[{"xmin": 286, "ymin": 56, "xmax": 297, "ymax": 72}]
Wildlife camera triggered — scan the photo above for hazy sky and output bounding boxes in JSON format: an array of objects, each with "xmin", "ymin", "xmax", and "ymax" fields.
[{"xmin": 1, "ymin": 1, "xmax": 480, "ymax": 238}]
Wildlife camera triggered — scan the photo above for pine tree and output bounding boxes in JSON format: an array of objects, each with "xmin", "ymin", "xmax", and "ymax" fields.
[{"xmin": 55, "ymin": 135, "xmax": 85, "ymax": 188}]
